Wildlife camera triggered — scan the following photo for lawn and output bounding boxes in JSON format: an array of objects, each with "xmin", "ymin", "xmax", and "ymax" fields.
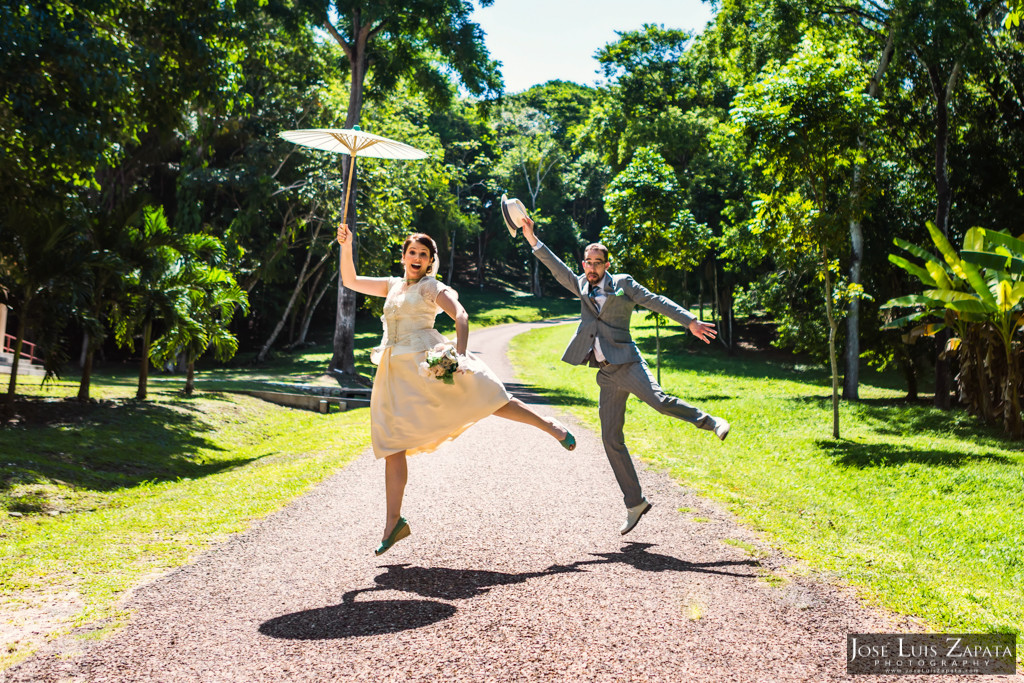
[{"xmin": 509, "ymin": 317, "xmax": 1024, "ymax": 638}]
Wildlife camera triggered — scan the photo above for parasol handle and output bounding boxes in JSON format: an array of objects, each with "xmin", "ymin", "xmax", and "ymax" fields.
[{"xmin": 342, "ymin": 153, "xmax": 356, "ymax": 226}]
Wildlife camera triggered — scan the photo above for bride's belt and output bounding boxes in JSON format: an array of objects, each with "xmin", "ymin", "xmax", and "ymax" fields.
[{"xmin": 371, "ymin": 327, "xmax": 448, "ymax": 365}]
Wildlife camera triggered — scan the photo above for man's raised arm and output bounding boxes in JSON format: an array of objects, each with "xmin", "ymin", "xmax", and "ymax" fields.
[{"xmin": 521, "ymin": 217, "xmax": 582, "ymax": 297}]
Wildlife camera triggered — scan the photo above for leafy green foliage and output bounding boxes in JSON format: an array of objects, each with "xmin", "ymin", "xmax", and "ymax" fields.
[
  {"xmin": 602, "ymin": 147, "xmax": 710, "ymax": 292},
  {"xmin": 884, "ymin": 222, "xmax": 1024, "ymax": 436},
  {"xmin": 145, "ymin": 219, "xmax": 250, "ymax": 396}
]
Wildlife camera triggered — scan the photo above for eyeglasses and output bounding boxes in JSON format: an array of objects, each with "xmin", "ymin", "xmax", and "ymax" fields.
[{"xmin": 583, "ymin": 260, "xmax": 606, "ymax": 267}]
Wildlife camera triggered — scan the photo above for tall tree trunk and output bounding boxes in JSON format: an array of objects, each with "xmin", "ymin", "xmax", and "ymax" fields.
[
  {"xmin": 78, "ymin": 274, "xmax": 110, "ymax": 401},
  {"xmin": 844, "ymin": 217, "xmax": 863, "ymax": 400},
  {"xmin": 331, "ymin": 211, "xmax": 359, "ymax": 376},
  {"xmin": 698, "ymin": 277, "xmax": 704, "ymax": 322},
  {"xmin": 137, "ymin": 319, "xmax": 152, "ymax": 400},
  {"xmin": 324, "ymin": 11, "xmax": 374, "ymax": 378},
  {"xmin": 477, "ymin": 231, "xmax": 488, "ymax": 288},
  {"xmin": 78, "ymin": 348, "xmax": 95, "ymax": 401},
  {"xmin": 295, "ymin": 270, "xmax": 337, "ymax": 348},
  {"xmin": 844, "ymin": 27, "xmax": 895, "ymax": 401},
  {"xmin": 655, "ymin": 315, "xmax": 661, "ymax": 385},
  {"xmin": 823, "ymin": 256, "xmax": 841, "ymax": 439},
  {"xmin": 185, "ymin": 359, "xmax": 195, "ymax": 397},
  {"xmin": 79, "ymin": 333, "xmax": 89, "ymax": 368},
  {"xmin": 927, "ymin": 60, "xmax": 962, "ymax": 410},
  {"xmin": 447, "ymin": 227, "xmax": 457, "ymax": 284}
]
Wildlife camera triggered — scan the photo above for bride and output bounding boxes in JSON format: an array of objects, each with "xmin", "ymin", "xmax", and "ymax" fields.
[{"xmin": 336, "ymin": 224, "xmax": 576, "ymax": 555}]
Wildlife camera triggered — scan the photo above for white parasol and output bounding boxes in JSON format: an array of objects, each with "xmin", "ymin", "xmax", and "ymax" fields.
[{"xmin": 278, "ymin": 126, "xmax": 430, "ymax": 222}]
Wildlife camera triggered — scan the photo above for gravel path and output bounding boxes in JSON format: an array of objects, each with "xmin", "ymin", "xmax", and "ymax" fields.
[{"xmin": 8, "ymin": 321, "xmax": 1020, "ymax": 682}]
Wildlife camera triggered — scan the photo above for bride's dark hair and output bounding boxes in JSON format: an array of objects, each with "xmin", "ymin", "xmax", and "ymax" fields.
[{"xmin": 402, "ymin": 233, "xmax": 439, "ymax": 276}]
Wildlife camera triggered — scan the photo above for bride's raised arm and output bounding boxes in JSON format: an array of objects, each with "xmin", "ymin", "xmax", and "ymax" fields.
[{"xmin": 336, "ymin": 223, "xmax": 390, "ymax": 298}]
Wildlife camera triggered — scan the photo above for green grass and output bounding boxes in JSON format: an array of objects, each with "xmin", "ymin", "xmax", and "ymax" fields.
[{"xmin": 509, "ymin": 317, "xmax": 1024, "ymax": 637}]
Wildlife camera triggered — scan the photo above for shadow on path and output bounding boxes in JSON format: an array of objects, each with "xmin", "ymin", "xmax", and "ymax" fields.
[{"xmin": 259, "ymin": 543, "xmax": 758, "ymax": 640}]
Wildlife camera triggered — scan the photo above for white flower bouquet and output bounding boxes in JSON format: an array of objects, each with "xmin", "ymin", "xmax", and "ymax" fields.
[{"xmin": 418, "ymin": 342, "xmax": 464, "ymax": 385}]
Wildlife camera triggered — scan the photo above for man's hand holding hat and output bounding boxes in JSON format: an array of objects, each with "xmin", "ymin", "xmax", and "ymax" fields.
[{"xmin": 500, "ymin": 194, "xmax": 529, "ymax": 237}]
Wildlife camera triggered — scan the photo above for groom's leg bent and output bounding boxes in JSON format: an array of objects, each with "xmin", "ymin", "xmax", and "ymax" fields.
[
  {"xmin": 623, "ymin": 359, "xmax": 709, "ymax": 426},
  {"xmin": 597, "ymin": 366, "xmax": 645, "ymax": 508}
]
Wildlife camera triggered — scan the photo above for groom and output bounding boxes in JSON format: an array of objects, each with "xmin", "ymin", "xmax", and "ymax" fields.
[{"xmin": 514, "ymin": 212, "xmax": 730, "ymax": 535}]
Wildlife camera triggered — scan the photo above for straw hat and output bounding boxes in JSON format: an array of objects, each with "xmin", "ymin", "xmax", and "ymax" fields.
[{"xmin": 501, "ymin": 194, "xmax": 529, "ymax": 237}]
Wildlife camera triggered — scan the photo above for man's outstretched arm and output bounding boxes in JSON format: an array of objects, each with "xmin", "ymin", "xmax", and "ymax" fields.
[{"xmin": 623, "ymin": 276, "xmax": 717, "ymax": 345}]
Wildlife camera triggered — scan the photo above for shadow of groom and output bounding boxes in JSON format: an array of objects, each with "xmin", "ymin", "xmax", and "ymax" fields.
[{"xmin": 259, "ymin": 543, "xmax": 758, "ymax": 640}]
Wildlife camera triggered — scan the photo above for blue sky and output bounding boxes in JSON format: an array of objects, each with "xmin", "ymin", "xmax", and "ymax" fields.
[{"xmin": 470, "ymin": 0, "xmax": 717, "ymax": 94}]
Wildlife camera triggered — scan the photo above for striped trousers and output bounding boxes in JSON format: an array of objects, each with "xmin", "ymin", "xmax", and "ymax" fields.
[{"xmin": 595, "ymin": 359, "xmax": 710, "ymax": 508}]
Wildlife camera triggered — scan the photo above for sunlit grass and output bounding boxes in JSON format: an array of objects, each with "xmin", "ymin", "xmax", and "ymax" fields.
[{"xmin": 510, "ymin": 317, "xmax": 1024, "ymax": 637}]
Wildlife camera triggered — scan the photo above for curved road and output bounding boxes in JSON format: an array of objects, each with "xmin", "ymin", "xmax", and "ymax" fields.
[{"xmin": 8, "ymin": 321, "xmax": 1015, "ymax": 682}]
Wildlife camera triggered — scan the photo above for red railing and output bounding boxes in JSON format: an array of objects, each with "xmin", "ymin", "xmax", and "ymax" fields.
[{"xmin": 3, "ymin": 333, "xmax": 42, "ymax": 365}]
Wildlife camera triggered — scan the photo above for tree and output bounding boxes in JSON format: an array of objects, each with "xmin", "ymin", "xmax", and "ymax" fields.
[
  {"xmin": 494, "ymin": 106, "xmax": 562, "ymax": 295},
  {"xmin": 732, "ymin": 30, "xmax": 881, "ymax": 438},
  {"xmin": 0, "ymin": 221, "xmax": 82, "ymax": 406},
  {"xmin": 303, "ymin": 0, "xmax": 502, "ymax": 379},
  {"xmin": 602, "ymin": 147, "xmax": 711, "ymax": 381},
  {"xmin": 149, "ymin": 234, "xmax": 249, "ymax": 397},
  {"xmin": 591, "ymin": 25, "xmax": 749, "ymax": 345},
  {"xmin": 884, "ymin": 222, "xmax": 1024, "ymax": 437},
  {"xmin": 1, "ymin": 1, "xmax": 145, "ymax": 402},
  {"xmin": 109, "ymin": 206, "xmax": 200, "ymax": 400}
]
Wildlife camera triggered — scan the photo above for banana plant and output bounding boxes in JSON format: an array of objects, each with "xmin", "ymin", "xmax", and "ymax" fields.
[{"xmin": 883, "ymin": 222, "xmax": 1024, "ymax": 438}]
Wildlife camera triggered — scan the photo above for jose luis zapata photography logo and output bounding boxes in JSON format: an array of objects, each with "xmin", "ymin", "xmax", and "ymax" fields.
[{"xmin": 847, "ymin": 633, "xmax": 1017, "ymax": 675}]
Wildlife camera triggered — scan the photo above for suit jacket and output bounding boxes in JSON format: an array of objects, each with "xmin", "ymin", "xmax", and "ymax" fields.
[{"xmin": 533, "ymin": 242, "xmax": 697, "ymax": 366}]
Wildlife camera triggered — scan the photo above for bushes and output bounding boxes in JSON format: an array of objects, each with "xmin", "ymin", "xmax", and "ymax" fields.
[{"xmin": 885, "ymin": 222, "xmax": 1024, "ymax": 437}]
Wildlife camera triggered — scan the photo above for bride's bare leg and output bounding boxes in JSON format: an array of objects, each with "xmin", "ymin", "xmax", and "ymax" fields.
[
  {"xmin": 383, "ymin": 451, "xmax": 408, "ymax": 539},
  {"xmin": 493, "ymin": 398, "xmax": 568, "ymax": 441}
]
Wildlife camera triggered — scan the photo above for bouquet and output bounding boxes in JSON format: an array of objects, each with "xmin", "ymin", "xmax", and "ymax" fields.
[{"xmin": 418, "ymin": 342, "xmax": 463, "ymax": 385}]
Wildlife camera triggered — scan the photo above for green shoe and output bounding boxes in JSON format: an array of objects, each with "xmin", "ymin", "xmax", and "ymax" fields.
[
  {"xmin": 375, "ymin": 517, "xmax": 410, "ymax": 556},
  {"xmin": 553, "ymin": 420, "xmax": 576, "ymax": 451}
]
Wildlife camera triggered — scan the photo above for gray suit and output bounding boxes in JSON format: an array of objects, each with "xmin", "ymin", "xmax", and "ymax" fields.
[{"xmin": 533, "ymin": 242, "xmax": 712, "ymax": 508}]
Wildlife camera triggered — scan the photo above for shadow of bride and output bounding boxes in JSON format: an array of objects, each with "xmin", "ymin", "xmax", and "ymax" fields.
[
  {"xmin": 259, "ymin": 542, "xmax": 758, "ymax": 640},
  {"xmin": 362, "ymin": 561, "xmax": 579, "ymax": 601}
]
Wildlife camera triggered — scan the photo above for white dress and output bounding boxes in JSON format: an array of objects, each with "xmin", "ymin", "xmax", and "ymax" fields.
[{"xmin": 369, "ymin": 276, "xmax": 511, "ymax": 458}]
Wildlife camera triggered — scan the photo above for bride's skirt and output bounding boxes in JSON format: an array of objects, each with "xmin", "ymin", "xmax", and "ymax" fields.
[{"xmin": 370, "ymin": 348, "xmax": 512, "ymax": 458}]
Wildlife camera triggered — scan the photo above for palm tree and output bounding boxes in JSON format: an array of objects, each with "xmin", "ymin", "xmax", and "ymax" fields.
[
  {"xmin": 109, "ymin": 207, "xmax": 189, "ymax": 400},
  {"xmin": 149, "ymin": 233, "xmax": 249, "ymax": 397}
]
